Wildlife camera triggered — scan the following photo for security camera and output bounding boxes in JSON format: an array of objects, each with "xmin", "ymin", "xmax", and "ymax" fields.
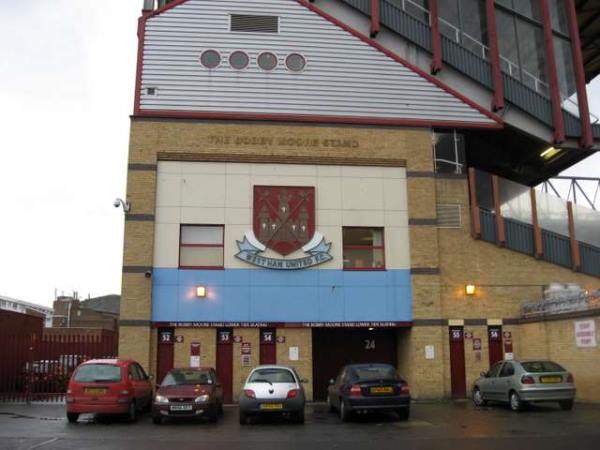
[
  {"xmin": 144, "ymin": 270, "xmax": 152, "ymax": 279},
  {"xmin": 114, "ymin": 198, "xmax": 131, "ymax": 212}
]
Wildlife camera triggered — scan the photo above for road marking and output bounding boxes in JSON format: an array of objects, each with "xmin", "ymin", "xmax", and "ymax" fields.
[{"xmin": 27, "ymin": 437, "xmax": 59, "ymax": 450}]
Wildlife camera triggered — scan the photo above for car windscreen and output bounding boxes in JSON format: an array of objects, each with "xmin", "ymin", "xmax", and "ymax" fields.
[
  {"xmin": 73, "ymin": 364, "xmax": 121, "ymax": 383},
  {"xmin": 521, "ymin": 361, "xmax": 566, "ymax": 373},
  {"xmin": 249, "ymin": 368, "xmax": 295, "ymax": 383},
  {"xmin": 350, "ymin": 366, "xmax": 399, "ymax": 382},
  {"xmin": 162, "ymin": 370, "xmax": 213, "ymax": 386}
]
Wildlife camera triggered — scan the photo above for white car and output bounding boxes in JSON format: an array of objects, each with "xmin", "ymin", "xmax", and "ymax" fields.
[{"xmin": 238, "ymin": 365, "xmax": 306, "ymax": 424}]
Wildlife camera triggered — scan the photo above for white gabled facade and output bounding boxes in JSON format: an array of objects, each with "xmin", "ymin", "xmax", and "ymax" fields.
[{"xmin": 138, "ymin": 0, "xmax": 498, "ymax": 126}]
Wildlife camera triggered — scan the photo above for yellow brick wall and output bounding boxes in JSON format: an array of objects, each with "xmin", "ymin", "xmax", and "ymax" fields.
[
  {"xmin": 275, "ymin": 328, "xmax": 313, "ymax": 401},
  {"xmin": 172, "ymin": 328, "xmax": 216, "ymax": 369},
  {"xmin": 232, "ymin": 328, "xmax": 260, "ymax": 403},
  {"xmin": 119, "ymin": 326, "xmax": 152, "ymax": 374},
  {"xmin": 519, "ymin": 318, "xmax": 600, "ymax": 402}
]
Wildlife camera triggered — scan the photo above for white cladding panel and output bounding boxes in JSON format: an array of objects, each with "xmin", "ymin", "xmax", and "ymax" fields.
[
  {"xmin": 140, "ymin": 0, "xmax": 494, "ymax": 124},
  {"xmin": 154, "ymin": 161, "xmax": 410, "ymax": 270}
]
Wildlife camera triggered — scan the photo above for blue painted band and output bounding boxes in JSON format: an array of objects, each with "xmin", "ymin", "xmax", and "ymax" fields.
[{"xmin": 151, "ymin": 268, "xmax": 412, "ymax": 323}]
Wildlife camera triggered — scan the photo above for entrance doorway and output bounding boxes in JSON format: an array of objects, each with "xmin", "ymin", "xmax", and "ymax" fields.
[
  {"xmin": 449, "ymin": 327, "xmax": 466, "ymax": 399},
  {"xmin": 488, "ymin": 326, "xmax": 503, "ymax": 368},
  {"xmin": 312, "ymin": 328, "xmax": 398, "ymax": 401},
  {"xmin": 260, "ymin": 328, "xmax": 276, "ymax": 365},
  {"xmin": 156, "ymin": 328, "xmax": 174, "ymax": 385},
  {"xmin": 216, "ymin": 328, "xmax": 233, "ymax": 404}
]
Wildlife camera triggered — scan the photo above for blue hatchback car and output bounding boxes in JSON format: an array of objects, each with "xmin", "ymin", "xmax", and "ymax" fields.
[{"xmin": 326, "ymin": 364, "xmax": 411, "ymax": 421}]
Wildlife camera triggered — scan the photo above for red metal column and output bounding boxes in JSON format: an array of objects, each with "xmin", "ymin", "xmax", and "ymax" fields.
[
  {"xmin": 486, "ymin": 0, "xmax": 504, "ymax": 111},
  {"xmin": 468, "ymin": 168, "xmax": 481, "ymax": 239},
  {"xmin": 370, "ymin": 0, "xmax": 380, "ymax": 38},
  {"xmin": 566, "ymin": 0, "xmax": 594, "ymax": 148},
  {"xmin": 567, "ymin": 201, "xmax": 581, "ymax": 271},
  {"xmin": 491, "ymin": 175, "xmax": 506, "ymax": 246},
  {"xmin": 530, "ymin": 188, "xmax": 543, "ymax": 258},
  {"xmin": 430, "ymin": 0, "xmax": 443, "ymax": 74},
  {"xmin": 539, "ymin": 0, "xmax": 565, "ymax": 144}
]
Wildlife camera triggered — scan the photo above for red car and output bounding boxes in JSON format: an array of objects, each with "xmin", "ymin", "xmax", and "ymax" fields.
[
  {"xmin": 152, "ymin": 367, "xmax": 224, "ymax": 424},
  {"xmin": 66, "ymin": 359, "xmax": 153, "ymax": 423}
]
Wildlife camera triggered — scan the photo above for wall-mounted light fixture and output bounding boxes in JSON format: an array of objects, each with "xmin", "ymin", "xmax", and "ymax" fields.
[
  {"xmin": 196, "ymin": 285, "xmax": 207, "ymax": 298},
  {"xmin": 465, "ymin": 284, "xmax": 476, "ymax": 296}
]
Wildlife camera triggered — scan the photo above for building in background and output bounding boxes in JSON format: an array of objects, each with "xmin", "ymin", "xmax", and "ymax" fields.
[
  {"xmin": 119, "ymin": 0, "xmax": 600, "ymax": 403},
  {"xmin": 52, "ymin": 294, "xmax": 120, "ymax": 331},
  {"xmin": 0, "ymin": 294, "xmax": 53, "ymax": 328}
]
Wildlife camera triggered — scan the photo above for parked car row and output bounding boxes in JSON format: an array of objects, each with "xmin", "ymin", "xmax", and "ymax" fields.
[{"xmin": 64, "ymin": 358, "xmax": 575, "ymax": 425}]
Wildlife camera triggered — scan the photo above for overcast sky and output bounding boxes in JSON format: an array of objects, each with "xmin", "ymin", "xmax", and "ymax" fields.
[{"xmin": 0, "ymin": 1, "xmax": 598, "ymax": 308}]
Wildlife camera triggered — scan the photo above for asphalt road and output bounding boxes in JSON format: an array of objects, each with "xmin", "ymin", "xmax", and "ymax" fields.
[{"xmin": 1, "ymin": 401, "xmax": 600, "ymax": 450}]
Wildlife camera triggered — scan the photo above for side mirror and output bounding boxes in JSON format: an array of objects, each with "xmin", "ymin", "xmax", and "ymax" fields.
[
  {"xmin": 300, "ymin": 378, "xmax": 308, "ymax": 384},
  {"xmin": 329, "ymin": 378, "xmax": 335, "ymax": 385},
  {"xmin": 148, "ymin": 374, "xmax": 154, "ymax": 380},
  {"xmin": 480, "ymin": 371, "xmax": 488, "ymax": 378},
  {"xmin": 155, "ymin": 384, "xmax": 161, "ymax": 390}
]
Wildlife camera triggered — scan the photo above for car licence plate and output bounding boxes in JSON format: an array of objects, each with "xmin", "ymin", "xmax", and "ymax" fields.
[
  {"xmin": 260, "ymin": 403, "xmax": 283, "ymax": 410},
  {"xmin": 540, "ymin": 376, "xmax": 562, "ymax": 384},
  {"xmin": 170, "ymin": 404, "xmax": 193, "ymax": 411},
  {"xmin": 370, "ymin": 387, "xmax": 394, "ymax": 394},
  {"xmin": 84, "ymin": 388, "xmax": 107, "ymax": 395}
]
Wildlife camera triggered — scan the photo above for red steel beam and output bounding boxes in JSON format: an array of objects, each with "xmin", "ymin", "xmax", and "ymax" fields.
[
  {"xmin": 530, "ymin": 188, "xmax": 543, "ymax": 258},
  {"xmin": 567, "ymin": 201, "xmax": 581, "ymax": 271},
  {"xmin": 430, "ymin": 0, "xmax": 443, "ymax": 74},
  {"xmin": 491, "ymin": 175, "xmax": 506, "ymax": 247},
  {"xmin": 468, "ymin": 168, "xmax": 481, "ymax": 239},
  {"xmin": 486, "ymin": 0, "xmax": 504, "ymax": 111},
  {"xmin": 370, "ymin": 0, "xmax": 380, "ymax": 38},
  {"xmin": 539, "ymin": 0, "xmax": 566, "ymax": 144},
  {"xmin": 566, "ymin": 0, "xmax": 594, "ymax": 148}
]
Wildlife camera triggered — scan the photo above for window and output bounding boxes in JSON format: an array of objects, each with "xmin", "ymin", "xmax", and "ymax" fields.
[
  {"xmin": 257, "ymin": 52, "xmax": 278, "ymax": 71},
  {"xmin": 200, "ymin": 50, "xmax": 221, "ymax": 69},
  {"xmin": 249, "ymin": 368, "xmax": 295, "ymax": 383},
  {"xmin": 488, "ymin": 362, "xmax": 503, "ymax": 378},
  {"xmin": 499, "ymin": 362, "xmax": 514, "ymax": 377},
  {"xmin": 285, "ymin": 53, "xmax": 306, "ymax": 72},
  {"xmin": 229, "ymin": 51, "xmax": 249, "ymax": 70},
  {"xmin": 179, "ymin": 225, "xmax": 224, "ymax": 269},
  {"xmin": 74, "ymin": 364, "xmax": 122, "ymax": 383},
  {"xmin": 230, "ymin": 14, "xmax": 279, "ymax": 33},
  {"xmin": 433, "ymin": 131, "xmax": 465, "ymax": 174},
  {"xmin": 342, "ymin": 227, "xmax": 385, "ymax": 270}
]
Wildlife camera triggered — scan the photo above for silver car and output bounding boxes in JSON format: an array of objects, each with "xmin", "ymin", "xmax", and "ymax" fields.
[
  {"xmin": 473, "ymin": 359, "xmax": 576, "ymax": 411},
  {"xmin": 238, "ymin": 365, "xmax": 306, "ymax": 424}
]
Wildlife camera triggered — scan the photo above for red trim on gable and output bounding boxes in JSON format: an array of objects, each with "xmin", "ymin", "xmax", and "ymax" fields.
[
  {"xmin": 145, "ymin": 0, "xmax": 190, "ymax": 19},
  {"xmin": 294, "ymin": 0, "xmax": 500, "ymax": 125},
  {"xmin": 429, "ymin": 0, "xmax": 443, "ymax": 74},
  {"xmin": 133, "ymin": 15, "xmax": 147, "ymax": 115},
  {"xmin": 135, "ymin": 110, "xmax": 502, "ymax": 129}
]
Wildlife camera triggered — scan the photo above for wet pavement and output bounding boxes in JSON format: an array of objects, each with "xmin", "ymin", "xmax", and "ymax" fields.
[{"xmin": 1, "ymin": 401, "xmax": 600, "ymax": 449}]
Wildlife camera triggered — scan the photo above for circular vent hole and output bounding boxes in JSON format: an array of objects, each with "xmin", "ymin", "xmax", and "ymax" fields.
[
  {"xmin": 285, "ymin": 53, "xmax": 306, "ymax": 72},
  {"xmin": 200, "ymin": 50, "xmax": 221, "ymax": 69},
  {"xmin": 229, "ymin": 51, "xmax": 250, "ymax": 70},
  {"xmin": 257, "ymin": 52, "xmax": 278, "ymax": 71}
]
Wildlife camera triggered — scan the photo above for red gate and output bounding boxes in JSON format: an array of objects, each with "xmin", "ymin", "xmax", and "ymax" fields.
[
  {"xmin": 449, "ymin": 327, "xmax": 467, "ymax": 399},
  {"xmin": 488, "ymin": 326, "xmax": 503, "ymax": 368},
  {"xmin": 216, "ymin": 328, "xmax": 233, "ymax": 404},
  {"xmin": 259, "ymin": 328, "xmax": 276, "ymax": 365},
  {"xmin": 0, "ymin": 332, "xmax": 117, "ymax": 403}
]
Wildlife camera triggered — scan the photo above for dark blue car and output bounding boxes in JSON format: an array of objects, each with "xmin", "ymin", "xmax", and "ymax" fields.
[{"xmin": 326, "ymin": 364, "xmax": 411, "ymax": 421}]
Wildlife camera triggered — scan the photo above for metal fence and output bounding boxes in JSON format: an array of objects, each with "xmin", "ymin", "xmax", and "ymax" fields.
[{"xmin": 0, "ymin": 333, "xmax": 117, "ymax": 403}]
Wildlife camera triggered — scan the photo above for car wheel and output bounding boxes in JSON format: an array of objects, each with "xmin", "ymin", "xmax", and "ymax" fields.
[
  {"xmin": 67, "ymin": 413, "xmax": 79, "ymax": 424},
  {"xmin": 339, "ymin": 399, "xmax": 351, "ymax": 422},
  {"xmin": 327, "ymin": 394, "xmax": 335, "ymax": 412},
  {"xmin": 396, "ymin": 407, "xmax": 410, "ymax": 421},
  {"xmin": 207, "ymin": 405, "xmax": 218, "ymax": 423},
  {"xmin": 127, "ymin": 401, "xmax": 137, "ymax": 422},
  {"xmin": 559, "ymin": 400, "xmax": 574, "ymax": 411},
  {"xmin": 152, "ymin": 416, "xmax": 162, "ymax": 425},
  {"xmin": 294, "ymin": 410, "xmax": 305, "ymax": 424},
  {"xmin": 509, "ymin": 391, "xmax": 524, "ymax": 412},
  {"xmin": 239, "ymin": 411, "xmax": 248, "ymax": 425},
  {"xmin": 473, "ymin": 388, "xmax": 487, "ymax": 407}
]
